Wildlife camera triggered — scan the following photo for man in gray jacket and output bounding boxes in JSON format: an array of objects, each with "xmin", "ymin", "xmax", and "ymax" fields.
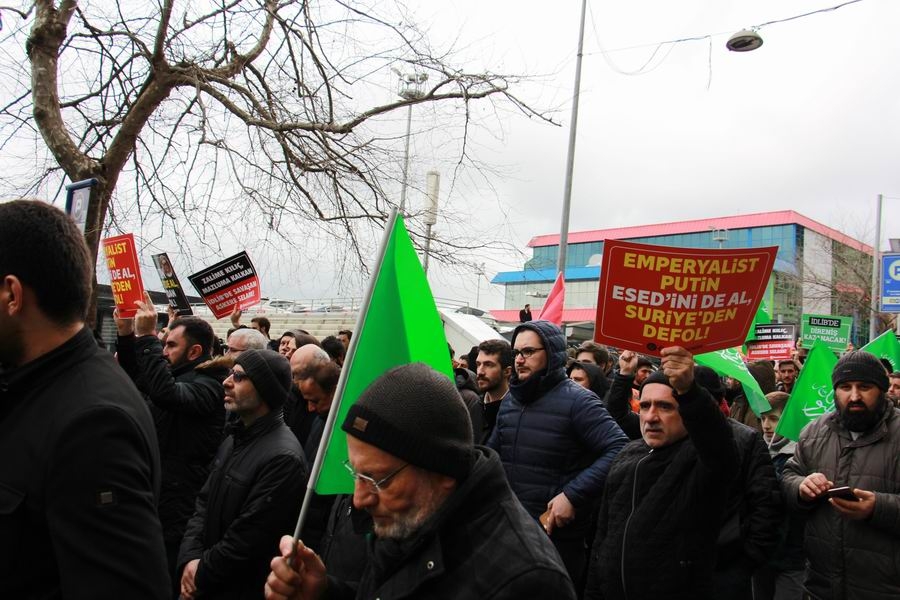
[{"xmin": 782, "ymin": 350, "xmax": 900, "ymax": 600}]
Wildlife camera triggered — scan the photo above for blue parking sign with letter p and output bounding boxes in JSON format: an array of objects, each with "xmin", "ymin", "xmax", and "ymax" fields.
[{"xmin": 880, "ymin": 254, "xmax": 900, "ymax": 312}]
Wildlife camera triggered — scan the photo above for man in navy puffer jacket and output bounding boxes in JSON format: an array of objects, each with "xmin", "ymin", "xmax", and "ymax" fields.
[{"xmin": 487, "ymin": 320, "xmax": 628, "ymax": 591}]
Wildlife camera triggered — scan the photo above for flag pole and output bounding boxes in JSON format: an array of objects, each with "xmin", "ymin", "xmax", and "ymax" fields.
[{"xmin": 291, "ymin": 208, "xmax": 399, "ymax": 547}]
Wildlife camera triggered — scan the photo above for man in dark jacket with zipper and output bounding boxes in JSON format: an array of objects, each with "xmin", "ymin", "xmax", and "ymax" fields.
[
  {"xmin": 782, "ymin": 351, "xmax": 900, "ymax": 600},
  {"xmin": 585, "ymin": 346, "xmax": 739, "ymax": 600},
  {"xmin": 265, "ymin": 362, "xmax": 575, "ymax": 600},
  {"xmin": 179, "ymin": 349, "xmax": 308, "ymax": 599},
  {"xmin": 487, "ymin": 320, "xmax": 628, "ymax": 590},
  {"xmin": 116, "ymin": 298, "xmax": 228, "ymax": 586},
  {"xmin": 0, "ymin": 200, "xmax": 169, "ymax": 598}
]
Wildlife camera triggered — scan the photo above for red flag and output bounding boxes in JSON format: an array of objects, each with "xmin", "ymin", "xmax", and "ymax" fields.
[{"xmin": 539, "ymin": 272, "xmax": 565, "ymax": 325}]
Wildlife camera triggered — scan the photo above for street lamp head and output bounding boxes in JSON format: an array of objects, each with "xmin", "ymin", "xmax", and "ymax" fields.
[
  {"xmin": 726, "ymin": 29, "xmax": 763, "ymax": 52},
  {"xmin": 396, "ymin": 69, "xmax": 429, "ymax": 100}
]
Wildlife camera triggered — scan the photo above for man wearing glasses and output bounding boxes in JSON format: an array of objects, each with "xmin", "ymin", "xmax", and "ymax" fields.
[
  {"xmin": 487, "ymin": 320, "xmax": 629, "ymax": 593},
  {"xmin": 265, "ymin": 362, "xmax": 576, "ymax": 599},
  {"xmin": 178, "ymin": 349, "xmax": 308, "ymax": 600}
]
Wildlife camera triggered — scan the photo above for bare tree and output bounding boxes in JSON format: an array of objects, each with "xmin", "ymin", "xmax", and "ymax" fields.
[
  {"xmin": 791, "ymin": 229, "xmax": 892, "ymax": 343},
  {"xmin": 0, "ymin": 0, "xmax": 551, "ymax": 315}
]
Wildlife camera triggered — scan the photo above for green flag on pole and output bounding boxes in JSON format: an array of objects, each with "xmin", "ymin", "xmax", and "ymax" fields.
[
  {"xmin": 861, "ymin": 330, "xmax": 900, "ymax": 372},
  {"xmin": 774, "ymin": 339, "xmax": 838, "ymax": 441},
  {"xmin": 310, "ymin": 210, "xmax": 452, "ymax": 495},
  {"xmin": 695, "ymin": 347, "xmax": 771, "ymax": 416}
]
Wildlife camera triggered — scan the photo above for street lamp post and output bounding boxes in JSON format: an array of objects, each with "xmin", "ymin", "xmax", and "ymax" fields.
[
  {"xmin": 870, "ymin": 193, "xmax": 884, "ymax": 341},
  {"xmin": 556, "ymin": 0, "xmax": 588, "ymax": 276},
  {"xmin": 394, "ymin": 69, "xmax": 429, "ymax": 214}
]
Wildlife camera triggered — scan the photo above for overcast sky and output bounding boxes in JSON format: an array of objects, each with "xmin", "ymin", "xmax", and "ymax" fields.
[
  {"xmin": 5, "ymin": 1, "xmax": 899, "ymax": 314},
  {"xmin": 408, "ymin": 0, "xmax": 900, "ymax": 310}
]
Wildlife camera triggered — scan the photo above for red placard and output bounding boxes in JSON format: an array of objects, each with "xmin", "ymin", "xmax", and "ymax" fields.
[
  {"xmin": 745, "ymin": 340, "xmax": 795, "ymax": 361},
  {"xmin": 188, "ymin": 252, "xmax": 261, "ymax": 319},
  {"xmin": 595, "ymin": 240, "xmax": 778, "ymax": 357},
  {"xmin": 102, "ymin": 233, "xmax": 145, "ymax": 318},
  {"xmin": 746, "ymin": 323, "xmax": 796, "ymax": 360}
]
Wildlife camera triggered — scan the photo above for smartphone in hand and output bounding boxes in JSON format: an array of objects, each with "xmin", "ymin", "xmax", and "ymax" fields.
[{"xmin": 825, "ymin": 486, "xmax": 857, "ymax": 501}]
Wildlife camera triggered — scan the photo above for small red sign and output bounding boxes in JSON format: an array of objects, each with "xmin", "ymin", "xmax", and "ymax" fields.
[
  {"xmin": 594, "ymin": 240, "xmax": 778, "ymax": 357},
  {"xmin": 102, "ymin": 233, "xmax": 145, "ymax": 318},
  {"xmin": 188, "ymin": 252, "xmax": 261, "ymax": 319},
  {"xmin": 745, "ymin": 340, "xmax": 795, "ymax": 361}
]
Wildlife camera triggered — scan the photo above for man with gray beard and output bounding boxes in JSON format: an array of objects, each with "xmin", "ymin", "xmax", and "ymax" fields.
[
  {"xmin": 782, "ymin": 351, "xmax": 900, "ymax": 600},
  {"xmin": 264, "ymin": 363, "xmax": 575, "ymax": 600}
]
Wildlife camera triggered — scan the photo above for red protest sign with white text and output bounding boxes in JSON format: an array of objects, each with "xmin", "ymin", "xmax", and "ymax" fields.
[
  {"xmin": 595, "ymin": 240, "xmax": 777, "ymax": 357},
  {"xmin": 102, "ymin": 233, "xmax": 145, "ymax": 318},
  {"xmin": 188, "ymin": 251, "xmax": 261, "ymax": 319}
]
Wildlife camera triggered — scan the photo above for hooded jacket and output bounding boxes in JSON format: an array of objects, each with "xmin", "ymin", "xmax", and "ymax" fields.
[
  {"xmin": 454, "ymin": 366, "xmax": 484, "ymax": 439},
  {"xmin": 782, "ymin": 404, "xmax": 900, "ymax": 600},
  {"xmin": 487, "ymin": 320, "xmax": 628, "ymax": 538},
  {"xmin": 567, "ymin": 360, "xmax": 610, "ymax": 399}
]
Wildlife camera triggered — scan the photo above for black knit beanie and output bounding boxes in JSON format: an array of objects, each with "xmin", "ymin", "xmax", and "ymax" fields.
[
  {"xmin": 342, "ymin": 363, "xmax": 475, "ymax": 480},
  {"xmin": 234, "ymin": 349, "xmax": 292, "ymax": 410},
  {"xmin": 639, "ymin": 369, "xmax": 673, "ymax": 395},
  {"xmin": 832, "ymin": 350, "xmax": 889, "ymax": 392}
]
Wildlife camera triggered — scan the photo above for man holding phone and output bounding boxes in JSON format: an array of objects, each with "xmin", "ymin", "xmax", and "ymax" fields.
[{"xmin": 782, "ymin": 351, "xmax": 900, "ymax": 599}]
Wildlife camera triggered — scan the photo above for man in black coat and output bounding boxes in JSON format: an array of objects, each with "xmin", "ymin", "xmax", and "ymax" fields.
[
  {"xmin": 0, "ymin": 200, "xmax": 169, "ymax": 598},
  {"xmin": 116, "ymin": 299, "xmax": 228, "ymax": 583},
  {"xmin": 585, "ymin": 346, "xmax": 739, "ymax": 600},
  {"xmin": 265, "ymin": 363, "xmax": 575, "ymax": 600},
  {"xmin": 179, "ymin": 349, "xmax": 308, "ymax": 599}
]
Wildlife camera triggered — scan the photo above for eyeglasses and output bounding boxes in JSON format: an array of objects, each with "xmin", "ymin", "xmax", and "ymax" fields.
[
  {"xmin": 225, "ymin": 346, "xmax": 247, "ymax": 354},
  {"xmin": 227, "ymin": 368, "xmax": 250, "ymax": 383},
  {"xmin": 513, "ymin": 346, "xmax": 545, "ymax": 359},
  {"xmin": 342, "ymin": 460, "xmax": 409, "ymax": 494}
]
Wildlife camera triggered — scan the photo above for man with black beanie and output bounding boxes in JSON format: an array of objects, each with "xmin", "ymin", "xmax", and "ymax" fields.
[
  {"xmin": 178, "ymin": 349, "xmax": 308, "ymax": 599},
  {"xmin": 782, "ymin": 350, "xmax": 900, "ymax": 599},
  {"xmin": 265, "ymin": 362, "xmax": 576, "ymax": 600}
]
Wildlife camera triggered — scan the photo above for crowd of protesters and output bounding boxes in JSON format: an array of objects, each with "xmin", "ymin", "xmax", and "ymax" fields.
[{"xmin": 1, "ymin": 200, "xmax": 899, "ymax": 600}]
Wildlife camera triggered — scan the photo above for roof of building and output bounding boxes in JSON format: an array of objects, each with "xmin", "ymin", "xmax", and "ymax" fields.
[
  {"xmin": 526, "ymin": 210, "xmax": 872, "ymax": 254},
  {"xmin": 491, "ymin": 257, "xmax": 798, "ymax": 284}
]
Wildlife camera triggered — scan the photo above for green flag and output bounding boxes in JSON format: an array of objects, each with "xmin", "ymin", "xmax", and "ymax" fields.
[
  {"xmin": 861, "ymin": 330, "xmax": 900, "ymax": 372},
  {"xmin": 774, "ymin": 339, "xmax": 838, "ymax": 441},
  {"xmin": 744, "ymin": 304, "xmax": 772, "ymax": 344},
  {"xmin": 311, "ymin": 211, "xmax": 452, "ymax": 495},
  {"xmin": 695, "ymin": 347, "xmax": 771, "ymax": 416}
]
